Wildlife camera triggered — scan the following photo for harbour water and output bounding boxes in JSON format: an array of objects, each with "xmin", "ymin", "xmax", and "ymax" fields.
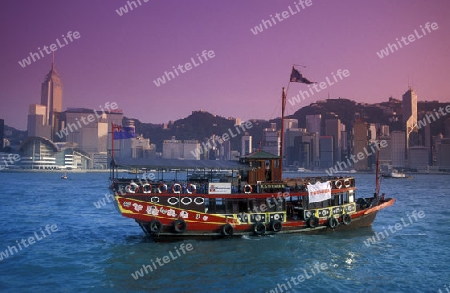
[{"xmin": 0, "ymin": 172, "xmax": 449, "ymax": 292}]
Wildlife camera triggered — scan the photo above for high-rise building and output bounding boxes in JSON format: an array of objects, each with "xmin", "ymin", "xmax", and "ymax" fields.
[
  {"xmin": 262, "ymin": 124, "xmax": 279, "ymax": 156},
  {"xmin": 408, "ymin": 146, "xmax": 429, "ymax": 171},
  {"xmin": 241, "ymin": 133, "xmax": 252, "ymax": 156},
  {"xmin": 306, "ymin": 114, "xmax": 321, "ymax": 134},
  {"xmin": 325, "ymin": 118, "xmax": 342, "ymax": 163},
  {"xmin": 284, "ymin": 119, "xmax": 298, "ymax": 130},
  {"xmin": 319, "ymin": 136, "xmax": 333, "ymax": 168},
  {"xmin": 41, "ymin": 61, "xmax": 63, "ymax": 141},
  {"xmin": 27, "ymin": 104, "xmax": 52, "ymax": 139},
  {"xmin": 353, "ymin": 119, "xmax": 368, "ymax": 171},
  {"xmin": 391, "ymin": 131, "xmax": 406, "ymax": 168},
  {"xmin": 285, "ymin": 128, "xmax": 304, "ymax": 167},
  {"xmin": 436, "ymin": 138, "xmax": 450, "ymax": 170},
  {"xmin": 403, "ymin": 88, "xmax": 418, "ymax": 151},
  {"xmin": 61, "ymin": 108, "xmax": 123, "ymax": 154},
  {"xmin": 163, "ymin": 136, "xmax": 183, "ymax": 159},
  {"xmin": 445, "ymin": 118, "xmax": 450, "ymax": 138}
]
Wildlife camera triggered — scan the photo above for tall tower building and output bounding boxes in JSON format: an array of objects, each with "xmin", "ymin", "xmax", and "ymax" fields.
[
  {"xmin": 325, "ymin": 118, "xmax": 342, "ymax": 163},
  {"xmin": 306, "ymin": 114, "xmax": 321, "ymax": 134},
  {"xmin": 41, "ymin": 61, "xmax": 63, "ymax": 141},
  {"xmin": 27, "ymin": 104, "xmax": 52, "ymax": 139},
  {"xmin": 402, "ymin": 88, "xmax": 418, "ymax": 151},
  {"xmin": 353, "ymin": 119, "xmax": 368, "ymax": 171},
  {"xmin": 241, "ymin": 133, "xmax": 252, "ymax": 156}
]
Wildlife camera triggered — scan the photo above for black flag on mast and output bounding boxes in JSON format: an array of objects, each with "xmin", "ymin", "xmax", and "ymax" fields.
[{"xmin": 290, "ymin": 67, "xmax": 315, "ymax": 84}]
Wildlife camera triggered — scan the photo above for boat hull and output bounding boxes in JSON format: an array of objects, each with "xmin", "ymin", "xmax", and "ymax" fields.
[{"xmin": 115, "ymin": 194, "xmax": 394, "ymax": 241}]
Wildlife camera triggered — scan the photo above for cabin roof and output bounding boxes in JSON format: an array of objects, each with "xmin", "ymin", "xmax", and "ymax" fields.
[{"xmin": 111, "ymin": 157, "xmax": 251, "ymax": 170}]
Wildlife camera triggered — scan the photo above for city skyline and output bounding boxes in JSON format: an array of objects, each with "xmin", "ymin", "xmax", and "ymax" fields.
[{"xmin": 1, "ymin": 0, "xmax": 450, "ymax": 130}]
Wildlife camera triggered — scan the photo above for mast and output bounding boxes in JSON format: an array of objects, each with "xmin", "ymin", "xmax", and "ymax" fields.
[
  {"xmin": 375, "ymin": 127, "xmax": 381, "ymax": 196},
  {"xmin": 279, "ymin": 87, "xmax": 286, "ymax": 176}
]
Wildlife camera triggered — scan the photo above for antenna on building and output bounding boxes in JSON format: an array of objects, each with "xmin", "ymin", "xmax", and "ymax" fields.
[{"xmin": 52, "ymin": 52, "xmax": 55, "ymax": 70}]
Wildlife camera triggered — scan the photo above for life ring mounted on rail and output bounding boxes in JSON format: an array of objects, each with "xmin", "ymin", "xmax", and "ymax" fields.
[
  {"xmin": 158, "ymin": 183, "xmax": 168, "ymax": 193},
  {"xmin": 142, "ymin": 183, "xmax": 152, "ymax": 194},
  {"xmin": 125, "ymin": 182, "xmax": 139, "ymax": 193},
  {"xmin": 172, "ymin": 183, "xmax": 182, "ymax": 194},
  {"xmin": 244, "ymin": 184, "xmax": 252, "ymax": 194},
  {"xmin": 186, "ymin": 184, "xmax": 197, "ymax": 194},
  {"xmin": 344, "ymin": 179, "xmax": 351, "ymax": 188},
  {"xmin": 335, "ymin": 180, "xmax": 343, "ymax": 189}
]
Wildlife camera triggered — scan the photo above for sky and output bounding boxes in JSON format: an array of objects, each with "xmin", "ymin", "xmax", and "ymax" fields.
[{"xmin": 1, "ymin": 0, "xmax": 450, "ymax": 130}]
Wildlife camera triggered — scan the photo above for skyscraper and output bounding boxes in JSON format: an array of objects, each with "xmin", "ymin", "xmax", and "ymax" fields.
[
  {"xmin": 306, "ymin": 114, "xmax": 321, "ymax": 134},
  {"xmin": 402, "ymin": 88, "xmax": 418, "ymax": 151},
  {"xmin": 353, "ymin": 119, "xmax": 368, "ymax": 171},
  {"xmin": 391, "ymin": 131, "xmax": 406, "ymax": 168},
  {"xmin": 41, "ymin": 61, "xmax": 63, "ymax": 141},
  {"xmin": 325, "ymin": 118, "xmax": 342, "ymax": 163},
  {"xmin": 27, "ymin": 104, "xmax": 52, "ymax": 139},
  {"xmin": 241, "ymin": 133, "xmax": 252, "ymax": 156}
]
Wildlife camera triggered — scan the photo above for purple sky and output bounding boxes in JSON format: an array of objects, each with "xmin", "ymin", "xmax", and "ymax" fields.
[{"xmin": 1, "ymin": 0, "xmax": 449, "ymax": 130}]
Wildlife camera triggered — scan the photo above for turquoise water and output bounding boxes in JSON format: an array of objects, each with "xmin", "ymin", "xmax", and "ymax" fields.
[{"xmin": 0, "ymin": 172, "xmax": 449, "ymax": 292}]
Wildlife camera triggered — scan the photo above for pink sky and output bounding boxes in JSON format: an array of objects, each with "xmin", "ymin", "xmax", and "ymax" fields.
[{"xmin": 1, "ymin": 0, "xmax": 449, "ymax": 130}]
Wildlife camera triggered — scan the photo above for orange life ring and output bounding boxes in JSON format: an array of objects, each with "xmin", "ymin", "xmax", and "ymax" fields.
[
  {"xmin": 172, "ymin": 183, "xmax": 182, "ymax": 194},
  {"xmin": 344, "ymin": 179, "xmax": 351, "ymax": 188},
  {"xmin": 187, "ymin": 184, "xmax": 197, "ymax": 194},
  {"xmin": 244, "ymin": 184, "xmax": 252, "ymax": 194},
  {"xmin": 158, "ymin": 183, "xmax": 168, "ymax": 193}
]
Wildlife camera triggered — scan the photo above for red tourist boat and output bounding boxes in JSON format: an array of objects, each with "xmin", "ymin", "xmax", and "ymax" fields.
[{"xmin": 109, "ymin": 88, "xmax": 395, "ymax": 240}]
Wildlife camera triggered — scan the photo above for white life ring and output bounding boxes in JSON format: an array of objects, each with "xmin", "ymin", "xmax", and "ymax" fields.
[
  {"xmin": 344, "ymin": 179, "xmax": 351, "ymax": 188},
  {"xmin": 172, "ymin": 183, "xmax": 182, "ymax": 194},
  {"xmin": 167, "ymin": 197, "xmax": 179, "ymax": 205},
  {"xmin": 335, "ymin": 180, "xmax": 343, "ymax": 189},
  {"xmin": 158, "ymin": 183, "xmax": 168, "ymax": 193},
  {"xmin": 187, "ymin": 184, "xmax": 197, "ymax": 194},
  {"xmin": 142, "ymin": 183, "xmax": 152, "ymax": 194},
  {"xmin": 181, "ymin": 197, "xmax": 193, "ymax": 205},
  {"xmin": 194, "ymin": 197, "xmax": 205, "ymax": 205},
  {"xmin": 125, "ymin": 182, "xmax": 139, "ymax": 193},
  {"xmin": 244, "ymin": 184, "xmax": 252, "ymax": 194}
]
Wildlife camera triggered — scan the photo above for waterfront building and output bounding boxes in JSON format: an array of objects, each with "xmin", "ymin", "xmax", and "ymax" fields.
[
  {"xmin": 408, "ymin": 146, "xmax": 429, "ymax": 171},
  {"xmin": 391, "ymin": 131, "xmax": 406, "ymax": 168},
  {"xmin": 319, "ymin": 136, "xmax": 334, "ymax": 168}
]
